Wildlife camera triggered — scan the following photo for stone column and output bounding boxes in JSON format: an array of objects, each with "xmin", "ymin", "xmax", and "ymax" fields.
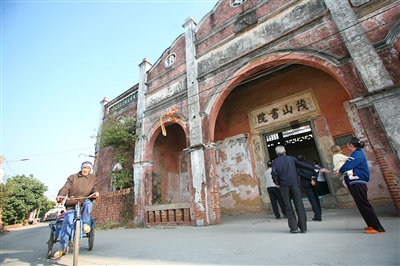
[
  {"xmin": 324, "ymin": 0, "xmax": 393, "ymax": 93},
  {"xmin": 94, "ymin": 97, "xmax": 109, "ymax": 175},
  {"xmin": 183, "ymin": 17, "xmax": 209, "ymax": 226},
  {"xmin": 133, "ymin": 58, "xmax": 152, "ymax": 224},
  {"xmin": 203, "ymin": 143, "xmax": 222, "ymax": 224}
]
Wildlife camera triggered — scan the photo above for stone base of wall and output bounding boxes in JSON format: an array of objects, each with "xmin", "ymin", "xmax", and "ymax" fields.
[{"xmin": 145, "ymin": 203, "xmax": 192, "ymax": 226}]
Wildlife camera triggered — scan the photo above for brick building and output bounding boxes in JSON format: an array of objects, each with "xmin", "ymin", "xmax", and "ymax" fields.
[{"xmin": 95, "ymin": 0, "xmax": 400, "ymax": 226}]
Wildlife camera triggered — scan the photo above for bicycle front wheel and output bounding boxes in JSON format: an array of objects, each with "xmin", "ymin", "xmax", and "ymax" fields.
[
  {"xmin": 46, "ymin": 230, "xmax": 55, "ymax": 259},
  {"xmin": 73, "ymin": 219, "xmax": 81, "ymax": 266}
]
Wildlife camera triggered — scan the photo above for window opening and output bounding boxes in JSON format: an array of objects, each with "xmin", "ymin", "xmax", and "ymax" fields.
[
  {"xmin": 266, "ymin": 125, "xmax": 313, "ymax": 148},
  {"xmin": 334, "ymin": 134, "xmax": 354, "ymax": 147}
]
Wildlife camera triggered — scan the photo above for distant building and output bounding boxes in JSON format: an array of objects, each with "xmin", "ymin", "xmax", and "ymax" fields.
[{"xmin": 96, "ymin": 0, "xmax": 400, "ymax": 226}]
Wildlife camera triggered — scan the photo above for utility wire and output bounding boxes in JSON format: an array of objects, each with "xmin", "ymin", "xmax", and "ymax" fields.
[
  {"xmin": 5, "ymin": 162, "xmax": 15, "ymax": 175},
  {"xmin": 6, "ymin": 146, "xmax": 94, "ymax": 160}
]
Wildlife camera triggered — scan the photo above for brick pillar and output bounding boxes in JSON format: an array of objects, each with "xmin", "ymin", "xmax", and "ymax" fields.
[
  {"xmin": 155, "ymin": 211, "xmax": 161, "ymax": 224},
  {"xmin": 161, "ymin": 210, "xmax": 167, "ymax": 223},
  {"xmin": 176, "ymin": 209, "xmax": 183, "ymax": 222},
  {"xmin": 168, "ymin": 210, "xmax": 175, "ymax": 223},
  {"xmin": 183, "ymin": 209, "xmax": 190, "ymax": 222},
  {"xmin": 148, "ymin": 211, "xmax": 154, "ymax": 224}
]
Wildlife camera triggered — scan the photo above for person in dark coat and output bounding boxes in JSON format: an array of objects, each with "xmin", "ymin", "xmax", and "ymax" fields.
[
  {"xmin": 297, "ymin": 155, "xmax": 322, "ymax": 221},
  {"xmin": 53, "ymin": 161, "xmax": 99, "ymax": 258},
  {"xmin": 272, "ymin": 146, "xmax": 329, "ymax": 233}
]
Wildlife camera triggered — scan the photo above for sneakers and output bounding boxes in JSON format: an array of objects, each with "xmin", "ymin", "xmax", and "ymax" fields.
[
  {"xmin": 83, "ymin": 224, "xmax": 91, "ymax": 233},
  {"xmin": 312, "ymin": 218, "xmax": 322, "ymax": 221},
  {"xmin": 290, "ymin": 229, "xmax": 307, "ymax": 234},
  {"xmin": 365, "ymin": 229, "xmax": 385, "ymax": 234},
  {"xmin": 53, "ymin": 249, "xmax": 66, "ymax": 259},
  {"xmin": 365, "ymin": 226, "xmax": 385, "ymax": 234}
]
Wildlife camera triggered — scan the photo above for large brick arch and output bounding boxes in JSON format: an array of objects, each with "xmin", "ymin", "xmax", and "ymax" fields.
[{"xmin": 204, "ymin": 52, "xmax": 361, "ymax": 142}]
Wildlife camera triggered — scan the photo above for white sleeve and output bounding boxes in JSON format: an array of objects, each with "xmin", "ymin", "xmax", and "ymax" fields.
[{"xmin": 333, "ymin": 154, "xmax": 348, "ymax": 171}]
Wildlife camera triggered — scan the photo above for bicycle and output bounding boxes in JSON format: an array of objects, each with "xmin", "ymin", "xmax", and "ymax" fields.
[{"xmin": 46, "ymin": 194, "xmax": 97, "ymax": 265}]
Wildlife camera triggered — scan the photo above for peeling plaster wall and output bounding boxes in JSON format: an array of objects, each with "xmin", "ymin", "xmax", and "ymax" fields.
[
  {"xmin": 215, "ymin": 134, "xmax": 262, "ymax": 214},
  {"xmin": 250, "ymin": 134, "xmax": 270, "ymax": 210}
]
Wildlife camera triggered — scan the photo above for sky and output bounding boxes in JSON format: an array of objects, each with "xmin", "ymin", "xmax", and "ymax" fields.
[{"xmin": 1, "ymin": 0, "xmax": 218, "ymax": 200}]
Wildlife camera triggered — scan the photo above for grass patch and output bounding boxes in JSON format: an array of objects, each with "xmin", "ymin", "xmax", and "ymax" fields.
[
  {"xmin": 95, "ymin": 221, "xmax": 120, "ymax": 230},
  {"xmin": 95, "ymin": 218, "xmax": 144, "ymax": 230}
]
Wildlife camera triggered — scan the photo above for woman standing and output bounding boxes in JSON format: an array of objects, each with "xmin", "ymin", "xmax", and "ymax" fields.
[{"xmin": 338, "ymin": 137, "xmax": 385, "ymax": 234}]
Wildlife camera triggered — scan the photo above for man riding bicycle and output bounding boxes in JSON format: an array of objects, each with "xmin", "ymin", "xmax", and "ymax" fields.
[{"xmin": 53, "ymin": 161, "xmax": 99, "ymax": 259}]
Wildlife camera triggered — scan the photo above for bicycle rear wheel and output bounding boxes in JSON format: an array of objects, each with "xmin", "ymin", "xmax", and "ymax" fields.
[
  {"xmin": 88, "ymin": 225, "xmax": 95, "ymax": 251},
  {"xmin": 73, "ymin": 219, "xmax": 81, "ymax": 266}
]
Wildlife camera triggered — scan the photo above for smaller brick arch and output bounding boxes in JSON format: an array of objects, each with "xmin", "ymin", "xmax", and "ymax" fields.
[{"xmin": 144, "ymin": 114, "xmax": 189, "ymax": 162}]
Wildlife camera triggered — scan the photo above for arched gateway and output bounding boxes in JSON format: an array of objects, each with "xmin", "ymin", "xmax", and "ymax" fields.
[{"xmin": 96, "ymin": 0, "xmax": 400, "ymax": 226}]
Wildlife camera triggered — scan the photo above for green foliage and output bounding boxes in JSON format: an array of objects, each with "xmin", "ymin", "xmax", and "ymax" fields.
[
  {"xmin": 0, "ymin": 183, "xmax": 11, "ymax": 209},
  {"xmin": 112, "ymin": 169, "xmax": 133, "ymax": 190},
  {"xmin": 99, "ymin": 115, "xmax": 136, "ymax": 151},
  {"xmin": 39, "ymin": 199, "xmax": 56, "ymax": 218},
  {"xmin": 1, "ymin": 174, "xmax": 49, "ymax": 225},
  {"xmin": 98, "ymin": 114, "xmax": 137, "ymax": 189}
]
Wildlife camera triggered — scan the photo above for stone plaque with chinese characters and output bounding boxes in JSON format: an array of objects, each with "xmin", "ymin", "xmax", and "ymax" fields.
[{"xmin": 248, "ymin": 90, "xmax": 320, "ymax": 131}]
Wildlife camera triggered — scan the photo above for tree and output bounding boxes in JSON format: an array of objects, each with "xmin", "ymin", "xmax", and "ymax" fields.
[
  {"xmin": 0, "ymin": 183, "xmax": 10, "ymax": 209},
  {"xmin": 97, "ymin": 114, "xmax": 137, "ymax": 189},
  {"xmin": 1, "ymin": 174, "xmax": 49, "ymax": 225}
]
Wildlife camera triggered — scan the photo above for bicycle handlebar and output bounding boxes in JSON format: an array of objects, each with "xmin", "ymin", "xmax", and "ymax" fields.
[{"xmin": 57, "ymin": 194, "xmax": 98, "ymax": 203}]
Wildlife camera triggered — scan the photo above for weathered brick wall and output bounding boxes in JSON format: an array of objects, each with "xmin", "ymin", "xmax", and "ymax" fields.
[
  {"xmin": 357, "ymin": 107, "xmax": 400, "ymax": 212},
  {"xmin": 91, "ymin": 188, "xmax": 135, "ymax": 226},
  {"xmin": 96, "ymin": 146, "xmax": 113, "ymax": 193}
]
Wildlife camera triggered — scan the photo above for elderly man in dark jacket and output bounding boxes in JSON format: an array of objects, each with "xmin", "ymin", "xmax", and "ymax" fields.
[
  {"xmin": 53, "ymin": 161, "xmax": 99, "ymax": 258},
  {"xmin": 272, "ymin": 146, "xmax": 329, "ymax": 233}
]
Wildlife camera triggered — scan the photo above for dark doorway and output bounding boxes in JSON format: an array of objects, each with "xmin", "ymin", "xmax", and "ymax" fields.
[{"xmin": 264, "ymin": 124, "xmax": 330, "ymax": 196}]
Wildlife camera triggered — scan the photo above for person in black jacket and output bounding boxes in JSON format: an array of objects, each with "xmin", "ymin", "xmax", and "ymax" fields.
[
  {"xmin": 272, "ymin": 146, "xmax": 329, "ymax": 233},
  {"xmin": 297, "ymin": 155, "xmax": 322, "ymax": 221}
]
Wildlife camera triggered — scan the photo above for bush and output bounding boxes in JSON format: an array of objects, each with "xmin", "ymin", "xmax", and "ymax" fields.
[{"xmin": 97, "ymin": 114, "xmax": 137, "ymax": 189}]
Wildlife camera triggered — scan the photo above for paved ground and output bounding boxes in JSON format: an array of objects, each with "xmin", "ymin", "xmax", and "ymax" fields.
[{"xmin": 1, "ymin": 205, "xmax": 399, "ymax": 265}]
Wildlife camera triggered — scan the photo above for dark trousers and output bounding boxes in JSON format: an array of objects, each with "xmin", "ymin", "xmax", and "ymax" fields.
[
  {"xmin": 280, "ymin": 186, "xmax": 307, "ymax": 232},
  {"xmin": 267, "ymin": 187, "xmax": 286, "ymax": 218},
  {"xmin": 304, "ymin": 185, "xmax": 321, "ymax": 220},
  {"xmin": 346, "ymin": 179, "xmax": 383, "ymax": 229},
  {"xmin": 317, "ymin": 181, "xmax": 330, "ymax": 195}
]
